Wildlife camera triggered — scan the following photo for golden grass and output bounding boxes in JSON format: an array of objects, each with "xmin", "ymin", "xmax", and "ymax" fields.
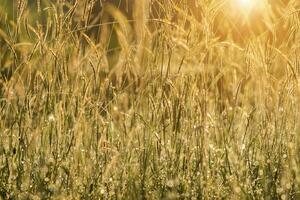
[{"xmin": 0, "ymin": 0, "xmax": 300, "ymax": 199}]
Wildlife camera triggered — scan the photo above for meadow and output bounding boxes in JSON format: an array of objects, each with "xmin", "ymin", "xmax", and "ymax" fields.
[{"xmin": 0, "ymin": 0, "xmax": 300, "ymax": 199}]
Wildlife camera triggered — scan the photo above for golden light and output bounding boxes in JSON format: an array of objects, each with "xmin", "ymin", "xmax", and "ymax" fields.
[
  {"xmin": 236, "ymin": 0, "xmax": 256, "ymax": 12},
  {"xmin": 236, "ymin": 0, "xmax": 267, "ymax": 12},
  {"xmin": 233, "ymin": 0, "xmax": 268, "ymax": 19},
  {"xmin": 238, "ymin": 0, "xmax": 254, "ymax": 8}
]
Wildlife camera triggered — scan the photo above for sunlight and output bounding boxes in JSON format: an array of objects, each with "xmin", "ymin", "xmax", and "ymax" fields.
[
  {"xmin": 239, "ymin": 0, "xmax": 252, "ymax": 7},
  {"xmin": 233, "ymin": 0, "xmax": 268, "ymax": 18},
  {"xmin": 236, "ymin": 0, "xmax": 267, "ymax": 11},
  {"xmin": 237, "ymin": 0, "xmax": 255, "ymax": 10}
]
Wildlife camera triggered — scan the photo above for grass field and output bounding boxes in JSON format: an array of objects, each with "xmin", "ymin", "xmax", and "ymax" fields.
[{"xmin": 0, "ymin": 0, "xmax": 300, "ymax": 199}]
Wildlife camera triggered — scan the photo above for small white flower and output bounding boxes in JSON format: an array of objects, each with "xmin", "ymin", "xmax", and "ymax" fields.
[{"xmin": 48, "ymin": 114, "xmax": 55, "ymax": 122}]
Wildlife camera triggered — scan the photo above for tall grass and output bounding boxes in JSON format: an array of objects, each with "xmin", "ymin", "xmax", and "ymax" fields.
[{"xmin": 0, "ymin": 0, "xmax": 300, "ymax": 199}]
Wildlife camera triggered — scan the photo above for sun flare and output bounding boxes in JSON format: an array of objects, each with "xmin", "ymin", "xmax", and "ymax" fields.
[{"xmin": 238, "ymin": 0, "xmax": 255, "ymax": 9}]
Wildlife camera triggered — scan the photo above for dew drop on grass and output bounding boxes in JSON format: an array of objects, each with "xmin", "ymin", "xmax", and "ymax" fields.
[{"xmin": 283, "ymin": 154, "xmax": 287, "ymax": 159}]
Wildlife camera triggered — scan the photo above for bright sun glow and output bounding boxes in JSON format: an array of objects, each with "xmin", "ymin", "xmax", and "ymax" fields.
[
  {"xmin": 238, "ymin": 0, "xmax": 255, "ymax": 9},
  {"xmin": 235, "ymin": 0, "xmax": 267, "ymax": 15}
]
